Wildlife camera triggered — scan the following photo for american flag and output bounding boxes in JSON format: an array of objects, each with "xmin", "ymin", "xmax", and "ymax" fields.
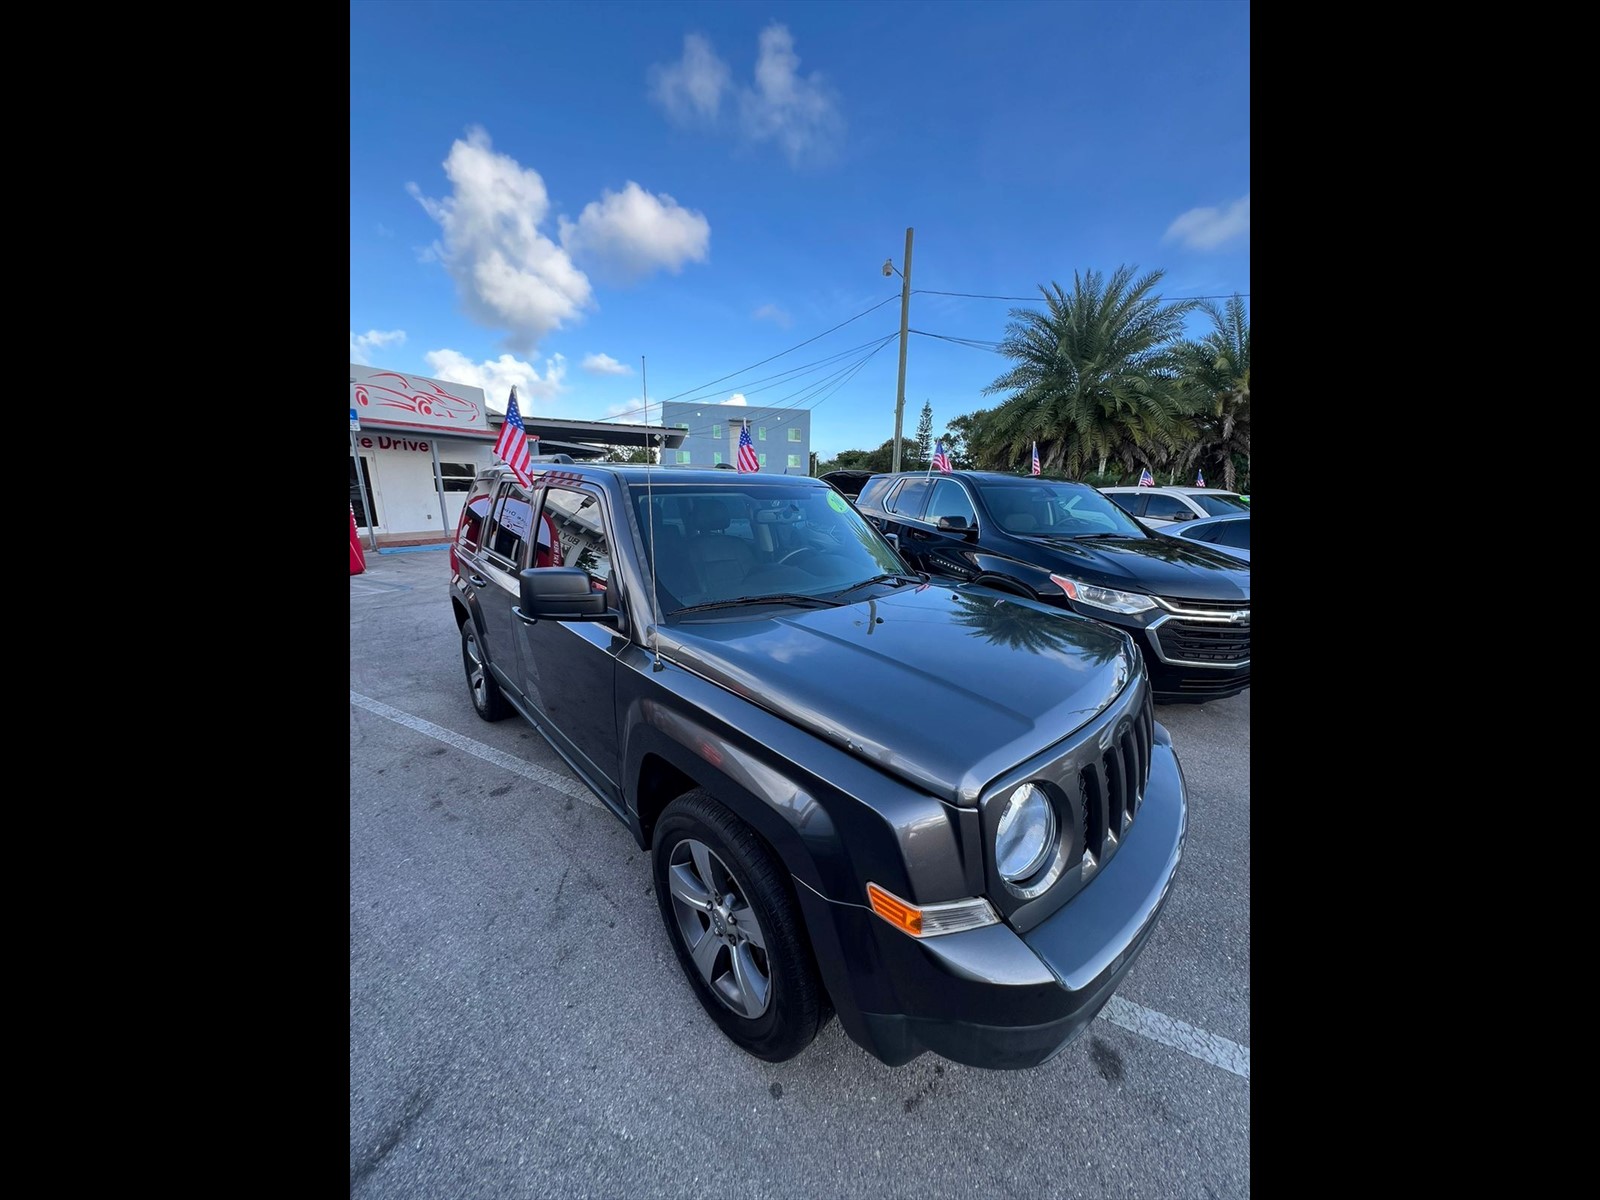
[
  {"xmin": 931, "ymin": 438, "xmax": 952, "ymax": 473},
  {"xmin": 737, "ymin": 423, "xmax": 760, "ymax": 472},
  {"xmin": 493, "ymin": 387, "xmax": 537, "ymax": 487},
  {"xmin": 1030, "ymin": 441, "xmax": 1041, "ymax": 476},
  {"xmin": 1138, "ymin": 467, "xmax": 1154, "ymax": 487},
  {"xmin": 1196, "ymin": 469, "xmax": 1205, "ymax": 487}
]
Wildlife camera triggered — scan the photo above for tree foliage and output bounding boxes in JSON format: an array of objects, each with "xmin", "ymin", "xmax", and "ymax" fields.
[{"xmin": 980, "ymin": 267, "xmax": 1201, "ymax": 478}]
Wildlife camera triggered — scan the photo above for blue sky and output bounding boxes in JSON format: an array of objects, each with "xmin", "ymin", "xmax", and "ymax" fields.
[{"xmin": 350, "ymin": 0, "xmax": 1249, "ymax": 460}]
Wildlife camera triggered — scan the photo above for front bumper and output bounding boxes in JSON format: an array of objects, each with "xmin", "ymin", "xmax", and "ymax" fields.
[{"xmin": 799, "ymin": 729, "xmax": 1187, "ymax": 1069}]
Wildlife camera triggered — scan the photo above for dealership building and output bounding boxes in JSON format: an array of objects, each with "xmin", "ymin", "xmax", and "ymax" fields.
[{"xmin": 348, "ymin": 364, "xmax": 682, "ymax": 550}]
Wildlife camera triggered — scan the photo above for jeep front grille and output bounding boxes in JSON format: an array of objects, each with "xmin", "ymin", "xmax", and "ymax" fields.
[{"xmin": 1079, "ymin": 697, "xmax": 1153, "ymax": 860}]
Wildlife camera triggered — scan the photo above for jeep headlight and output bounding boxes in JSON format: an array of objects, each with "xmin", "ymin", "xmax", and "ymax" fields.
[
  {"xmin": 1049, "ymin": 573, "xmax": 1157, "ymax": 614},
  {"xmin": 995, "ymin": 784, "xmax": 1056, "ymax": 883}
]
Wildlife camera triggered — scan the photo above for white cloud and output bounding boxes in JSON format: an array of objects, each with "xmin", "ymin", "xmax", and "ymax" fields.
[
  {"xmin": 350, "ymin": 329, "xmax": 406, "ymax": 365},
  {"xmin": 1164, "ymin": 194, "xmax": 1251, "ymax": 251},
  {"xmin": 649, "ymin": 33, "xmax": 731, "ymax": 123},
  {"xmin": 424, "ymin": 349, "xmax": 569, "ymax": 409},
  {"xmin": 739, "ymin": 25, "xmax": 843, "ymax": 167},
  {"xmin": 582, "ymin": 353, "xmax": 632, "ymax": 375},
  {"xmin": 408, "ymin": 127, "xmax": 595, "ymax": 354},
  {"xmin": 559, "ymin": 181, "xmax": 710, "ymax": 280},
  {"xmin": 753, "ymin": 303, "xmax": 792, "ymax": 329},
  {"xmin": 647, "ymin": 24, "xmax": 843, "ymax": 168},
  {"xmin": 606, "ymin": 397, "xmax": 657, "ymax": 424},
  {"xmin": 725, "ymin": 393, "xmax": 748, "ymax": 406}
]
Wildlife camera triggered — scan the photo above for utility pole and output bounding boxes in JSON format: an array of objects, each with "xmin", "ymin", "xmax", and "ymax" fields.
[{"xmin": 891, "ymin": 227, "xmax": 914, "ymax": 472}]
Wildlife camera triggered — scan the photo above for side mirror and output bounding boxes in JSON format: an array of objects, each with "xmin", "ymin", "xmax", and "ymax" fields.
[
  {"xmin": 883, "ymin": 532, "xmax": 899, "ymax": 549},
  {"xmin": 1169, "ymin": 510, "xmax": 1195, "ymax": 521},
  {"xmin": 518, "ymin": 567, "xmax": 608, "ymax": 621},
  {"xmin": 936, "ymin": 515, "xmax": 979, "ymax": 539}
]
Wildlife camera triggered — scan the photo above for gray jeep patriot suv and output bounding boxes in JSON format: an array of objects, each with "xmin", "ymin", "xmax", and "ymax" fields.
[{"xmin": 449, "ymin": 462, "xmax": 1187, "ymax": 1068}]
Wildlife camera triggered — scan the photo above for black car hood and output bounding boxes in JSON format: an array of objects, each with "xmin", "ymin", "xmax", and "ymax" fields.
[
  {"xmin": 1032, "ymin": 535, "xmax": 1249, "ymax": 600},
  {"xmin": 656, "ymin": 584, "xmax": 1135, "ymax": 806}
]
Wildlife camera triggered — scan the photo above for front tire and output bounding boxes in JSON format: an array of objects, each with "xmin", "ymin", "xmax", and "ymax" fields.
[
  {"xmin": 461, "ymin": 619, "xmax": 509, "ymax": 721},
  {"xmin": 651, "ymin": 790, "xmax": 823, "ymax": 1062}
]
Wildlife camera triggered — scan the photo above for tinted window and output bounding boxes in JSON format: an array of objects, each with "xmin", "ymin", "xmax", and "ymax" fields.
[
  {"xmin": 976, "ymin": 479, "xmax": 1145, "ymax": 536},
  {"xmin": 1193, "ymin": 494, "xmax": 1250, "ymax": 516},
  {"xmin": 1141, "ymin": 494, "xmax": 1190, "ymax": 519},
  {"xmin": 1210, "ymin": 520, "xmax": 1249, "ymax": 549},
  {"xmin": 1106, "ymin": 491, "xmax": 1145, "ymax": 516},
  {"xmin": 926, "ymin": 479, "xmax": 977, "ymax": 527},
  {"xmin": 457, "ymin": 488, "xmax": 493, "ymax": 550},
  {"xmin": 888, "ymin": 477, "xmax": 933, "ymax": 517},
  {"xmin": 856, "ymin": 476, "xmax": 894, "ymax": 510},
  {"xmin": 541, "ymin": 486, "xmax": 613, "ymax": 590},
  {"xmin": 482, "ymin": 483, "xmax": 535, "ymax": 566}
]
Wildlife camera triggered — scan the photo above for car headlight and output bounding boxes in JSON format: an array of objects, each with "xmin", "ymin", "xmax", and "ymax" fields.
[
  {"xmin": 1049, "ymin": 573, "xmax": 1157, "ymax": 614},
  {"xmin": 996, "ymin": 784, "xmax": 1056, "ymax": 882}
]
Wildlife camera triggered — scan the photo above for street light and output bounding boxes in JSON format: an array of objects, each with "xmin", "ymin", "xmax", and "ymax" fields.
[{"xmin": 884, "ymin": 228, "xmax": 914, "ymax": 472}]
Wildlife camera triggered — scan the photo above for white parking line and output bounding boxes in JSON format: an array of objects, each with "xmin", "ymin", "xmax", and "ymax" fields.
[
  {"xmin": 1101, "ymin": 995, "xmax": 1250, "ymax": 1078},
  {"xmin": 350, "ymin": 691, "xmax": 602, "ymax": 809},
  {"xmin": 351, "ymin": 690, "xmax": 1250, "ymax": 1080}
]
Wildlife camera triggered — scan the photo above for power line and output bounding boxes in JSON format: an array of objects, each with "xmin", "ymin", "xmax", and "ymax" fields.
[
  {"xmin": 601, "ymin": 337, "xmax": 901, "ymax": 450},
  {"xmin": 597, "ymin": 292, "xmax": 903, "ymax": 426},
  {"xmin": 911, "ymin": 329, "xmax": 1005, "ymax": 353},
  {"xmin": 914, "ymin": 288, "xmax": 1250, "ymax": 302},
  {"xmin": 660, "ymin": 332, "xmax": 898, "ymax": 409}
]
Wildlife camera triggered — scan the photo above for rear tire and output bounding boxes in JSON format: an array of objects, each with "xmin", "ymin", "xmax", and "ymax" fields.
[
  {"xmin": 461, "ymin": 619, "xmax": 509, "ymax": 721},
  {"xmin": 651, "ymin": 790, "xmax": 823, "ymax": 1062}
]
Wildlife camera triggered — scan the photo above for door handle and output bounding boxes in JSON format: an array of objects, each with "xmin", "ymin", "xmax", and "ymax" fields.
[
  {"xmin": 512, "ymin": 606, "xmax": 538, "ymax": 625},
  {"xmin": 468, "ymin": 574, "xmax": 489, "ymax": 588}
]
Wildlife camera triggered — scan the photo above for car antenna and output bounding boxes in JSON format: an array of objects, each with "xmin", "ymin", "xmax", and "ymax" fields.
[{"xmin": 643, "ymin": 354, "xmax": 664, "ymax": 671}]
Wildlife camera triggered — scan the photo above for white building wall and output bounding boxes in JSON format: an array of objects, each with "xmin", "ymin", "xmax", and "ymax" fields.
[{"xmin": 351, "ymin": 430, "xmax": 498, "ymax": 540}]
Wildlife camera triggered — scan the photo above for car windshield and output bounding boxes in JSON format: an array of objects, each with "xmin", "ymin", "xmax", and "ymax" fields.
[
  {"xmin": 1193, "ymin": 493, "xmax": 1250, "ymax": 515},
  {"xmin": 973, "ymin": 479, "xmax": 1147, "ymax": 538},
  {"xmin": 628, "ymin": 481, "xmax": 911, "ymax": 615}
]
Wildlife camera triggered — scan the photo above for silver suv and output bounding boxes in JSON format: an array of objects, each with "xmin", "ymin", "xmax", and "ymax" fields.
[{"xmin": 1100, "ymin": 486, "xmax": 1249, "ymax": 528}]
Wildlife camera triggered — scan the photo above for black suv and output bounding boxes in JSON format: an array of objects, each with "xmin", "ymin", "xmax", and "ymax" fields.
[
  {"xmin": 855, "ymin": 471, "xmax": 1250, "ymax": 702},
  {"xmin": 449, "ymin": 463, "xmax": 1187, "ymax": 1068}
]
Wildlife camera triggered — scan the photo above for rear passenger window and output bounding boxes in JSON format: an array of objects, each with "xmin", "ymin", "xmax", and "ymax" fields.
[
  {"xmin": 541, "ymin": 486, "xmax": 613, "ymax": 591},
  {"xmin": 457, "ymin": 488, "xmax": 492, "ymax": 550},
  {"xmin": 481, "ymin": 483, "xmax": 535, "ymax": 568},
  {"xmin": 888, "ymin": 478, "xmax": 932, "ymax": 518},
  {"xmin": 857, "ymin": 478, "xmax": 890, "ymax": 510}
]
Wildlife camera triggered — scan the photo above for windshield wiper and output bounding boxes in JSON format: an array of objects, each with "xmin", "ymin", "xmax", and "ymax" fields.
[
  {"xmin": 1072, "ymin": 532, "xmax": 1134, "ymax": 540},
  {"xmin": 670, "ymin": 594, "xmax": 846, "ymax": 615},
  {"xmin": 829, "ymin": 572, "xmax": 923, "ymax": 596}
]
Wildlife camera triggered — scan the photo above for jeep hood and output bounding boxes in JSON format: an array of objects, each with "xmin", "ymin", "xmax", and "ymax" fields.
[{"xmin": 655, "ymin": 583, "xmax": 1136, "ymax": 806}]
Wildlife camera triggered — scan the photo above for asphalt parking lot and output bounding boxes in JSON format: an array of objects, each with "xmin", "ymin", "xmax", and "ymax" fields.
[{"xmin": 351, "ymin": 548, "xmax": 1250, "ymax": 1198}]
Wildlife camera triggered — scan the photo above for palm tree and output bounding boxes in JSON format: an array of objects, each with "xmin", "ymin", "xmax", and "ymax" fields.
[
  {"xmin": 1174, "ymin": 294, "xmax": 1250, "ymax": 491},
  {"xmin": 982, "ymin": 267, "xmax": 1201, "ymax": 478}
]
